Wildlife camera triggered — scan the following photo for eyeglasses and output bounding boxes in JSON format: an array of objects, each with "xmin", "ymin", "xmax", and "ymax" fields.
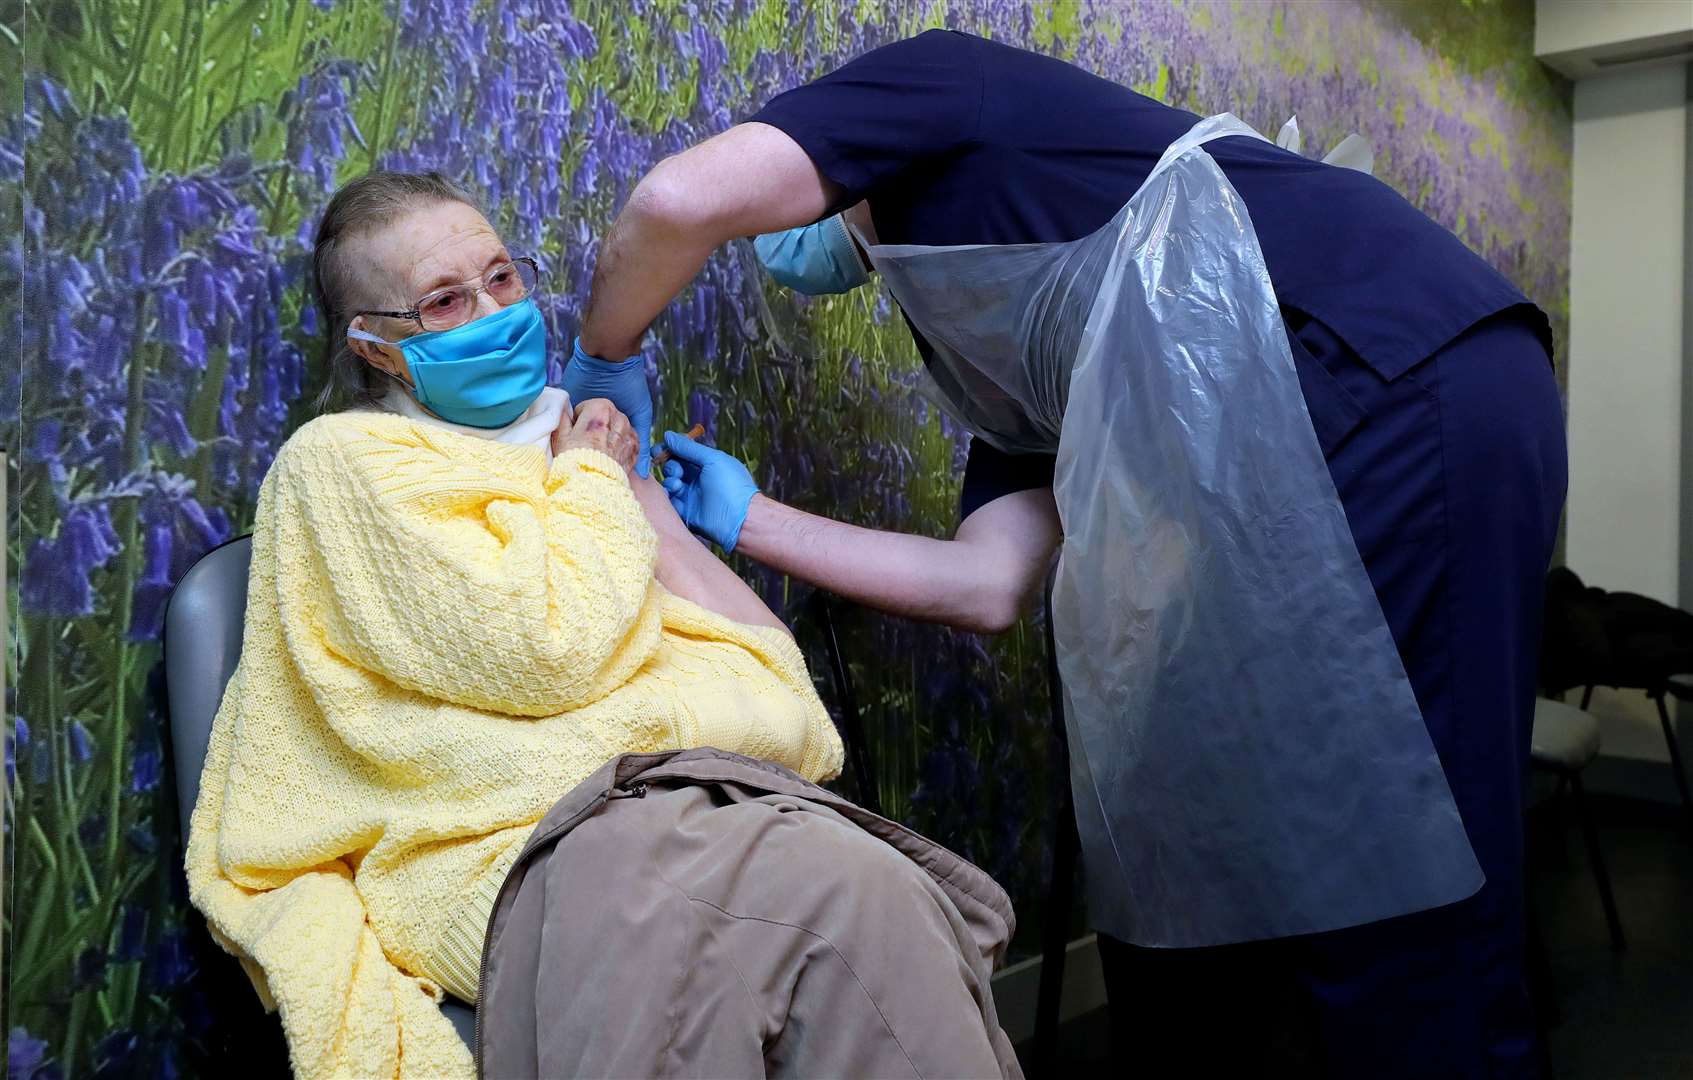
[{"xmin": 356, "ymin": 257, "xmax": 540, "ymax": 334}]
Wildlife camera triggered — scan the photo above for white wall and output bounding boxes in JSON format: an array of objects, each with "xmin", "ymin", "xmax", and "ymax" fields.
[
  {"xmin": 1537, "ymin": 0, "xmax": 1693, "ymax": 54},
  {"xmin": 1565, "ymin": 62, "xmax": 1689, "ymax": 762},
  {"xmin": 1536, "ymin": 0, "xmax": 1693, "ymax": 79}
]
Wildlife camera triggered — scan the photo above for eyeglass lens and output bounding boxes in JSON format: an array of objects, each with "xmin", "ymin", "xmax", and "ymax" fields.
[{"xmin": 416, "ymin": 260, "xmax": 537, "ymax": 331}]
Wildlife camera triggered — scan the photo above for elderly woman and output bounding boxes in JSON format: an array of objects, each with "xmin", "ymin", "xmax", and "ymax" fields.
[{"xmin": 185, "ymin": 171, "xmax": 1019, "ymax": 1080}]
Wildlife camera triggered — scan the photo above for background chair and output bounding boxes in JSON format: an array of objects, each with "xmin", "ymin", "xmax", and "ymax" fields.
[
  {"xmin": 1571, "ymin": 677, "xmax": 1693, "ymax": 833},
  {"xmin": 1544, "ymin": 565, "xmax": 1693, "ymax": 832},
  {"xmin": 163, "ymin": 536, "xmax": 480, "ymax": 1051},
  {"xmin": 1530, "ymin": 697, "xmax": 1625, "ymax": 951},
  {"xmin": 1640, "ymin": 676, "xmax": 1692, "ymax": 830}
]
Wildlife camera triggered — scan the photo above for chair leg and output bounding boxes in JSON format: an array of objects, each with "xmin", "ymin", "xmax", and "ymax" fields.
[
  {"xmin": 1568, "ymin": 774, "xmax": 1625, "ymax": 952},
  {"xmin": 1651, "ymin": 693, "xmax": 1693, "ymax": 834},
  {"xmin": 1545, "ymin": 775, "xmax": 1570, "ymax": 867},
  {"xmin": 1524, "ymin": 884, "xmax": 1560, "ymax": 1031}
]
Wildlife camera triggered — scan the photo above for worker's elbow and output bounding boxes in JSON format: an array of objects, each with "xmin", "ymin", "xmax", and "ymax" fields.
[
  {"xmin": 630, "ymin": 157, "xmax": 711, "ymax": 239},
  {"xmin": 959, "ymin": 586, "xmax": 1027, "ymax": 636}
]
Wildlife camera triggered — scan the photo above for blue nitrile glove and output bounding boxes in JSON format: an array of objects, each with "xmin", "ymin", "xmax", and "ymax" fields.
[
  {"xmin": 562, "ymin": 337, "xmax": 654, "ymax": 476},
  {"xmin": 751, "ymin": 214, "xmax": 870, "ymax": 295},
  {"xmin": 659, "ymin": 432, "xmax": 758, "ymax": 552}
]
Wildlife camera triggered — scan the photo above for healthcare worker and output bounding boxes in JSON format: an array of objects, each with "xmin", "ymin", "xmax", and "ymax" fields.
[{"xmin": 569, "ymin": 30, "xmax": 1567, "ymax": 1079}]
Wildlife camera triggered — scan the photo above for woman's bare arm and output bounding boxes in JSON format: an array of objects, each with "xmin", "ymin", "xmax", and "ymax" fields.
[
  {"xmin": 628, "ymin": 474, "xmax": 791, "ymax": 634},
  {"xmin": 554, "ymin": 398, "xmax": 787, "ymax": 633}
]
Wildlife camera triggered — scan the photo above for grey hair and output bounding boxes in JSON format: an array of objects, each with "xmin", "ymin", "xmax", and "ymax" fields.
[{"xmin": 309, "ymin": 170, "xmax": 483, "ymax": 412}]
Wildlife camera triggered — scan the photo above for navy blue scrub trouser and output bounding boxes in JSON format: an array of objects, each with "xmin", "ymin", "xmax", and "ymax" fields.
[{"xmin": 1097, "ymin": 307, "xmax": 1568, "ymax": 1080}]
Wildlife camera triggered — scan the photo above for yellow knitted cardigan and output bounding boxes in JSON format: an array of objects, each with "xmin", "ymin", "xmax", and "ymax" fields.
[{"xmin": 185, "ymin": 412, "xmax": 843, "ymax": 1079}]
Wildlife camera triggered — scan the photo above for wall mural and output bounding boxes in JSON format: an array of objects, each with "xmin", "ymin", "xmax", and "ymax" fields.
[{"xmin": 4, "ymin": 0, "xmax": 1569, "ymax": 1074}]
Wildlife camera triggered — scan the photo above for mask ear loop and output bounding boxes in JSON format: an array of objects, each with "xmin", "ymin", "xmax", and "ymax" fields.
[{"xmin": 345, "ymin": 326, "xmax": 416, "ymax": 396}]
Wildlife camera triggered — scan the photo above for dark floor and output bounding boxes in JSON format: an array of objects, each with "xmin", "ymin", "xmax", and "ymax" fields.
[
  {"xmin": 1021, "ymin": 795, "xmax": 1693, "ymax": 1078},
  {"xmin": 1533, "ymin": 795, "xmax": 1693, "ymax": 1079}
]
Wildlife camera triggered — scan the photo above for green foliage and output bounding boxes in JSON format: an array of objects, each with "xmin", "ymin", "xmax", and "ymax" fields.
[{"xmin": 1361, "ymin": 0, "xmax": 1569, "ymax": 111}]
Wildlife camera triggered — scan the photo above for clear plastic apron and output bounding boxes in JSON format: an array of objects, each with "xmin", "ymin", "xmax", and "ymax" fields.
[{"xmin": 859, "ymin": 115, "xmax": 1482, "ymax": 945}]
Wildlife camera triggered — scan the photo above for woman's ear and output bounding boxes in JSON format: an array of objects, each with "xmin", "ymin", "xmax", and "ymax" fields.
[
  {"xmin": 346, "ymin": 313, "xmax": 376, "ymax": 362},
  {"xmin": 348, "ymin": 315, "xmax": 409, "ymax": 384}
]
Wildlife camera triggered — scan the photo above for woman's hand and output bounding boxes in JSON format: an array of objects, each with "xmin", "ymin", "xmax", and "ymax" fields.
[
  {"xmin": 554, "ymin": 398, "xmax": 641, "ymax": 473},
  {"xmin": 561, "ymin": 340, "xmax": 654, "ymax": 476}
]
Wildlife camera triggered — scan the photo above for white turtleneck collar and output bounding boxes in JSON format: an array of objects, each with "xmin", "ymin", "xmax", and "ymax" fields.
[{"xmin": 371, "ymin": 386, "xmax": 572, "ymax": 461}]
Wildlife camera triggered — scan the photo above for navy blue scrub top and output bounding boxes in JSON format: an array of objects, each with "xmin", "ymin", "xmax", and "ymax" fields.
[{"xmin": 747, "ymin": 29, "xmax": 1552, "ymax": 519}]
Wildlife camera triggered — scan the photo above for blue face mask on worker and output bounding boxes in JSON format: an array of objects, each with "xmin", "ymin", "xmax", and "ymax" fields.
[
  {"xmin": 752, "ymin": 214, "xmax": 870, "ymax": 295},
  {"xmin": 349, "ymin": 297, "xmax": 548, "ymax": 428}
]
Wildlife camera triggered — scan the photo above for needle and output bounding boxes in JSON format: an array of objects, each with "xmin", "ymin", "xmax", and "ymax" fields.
[{"xmin": 651, "ymin": 424, "xmax": 706, "ymax": 470}]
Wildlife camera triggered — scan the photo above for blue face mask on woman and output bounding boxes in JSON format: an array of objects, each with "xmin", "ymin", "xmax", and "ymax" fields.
[{"xmin": 348, "ymin": 297, "xmax": 549, "ymax": 428}]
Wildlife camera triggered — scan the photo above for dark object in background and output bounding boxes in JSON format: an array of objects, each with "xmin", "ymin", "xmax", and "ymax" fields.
[
  {"xmin": 1541, "ymin": 567, "xmax": 1613, "ymax": 696},
  {"xmin": 1541, "ymin": 567, "xmax": 1693, "ymax": 696},
  {"xmin": 1539, "ymin": 566, "xmax": 1693, "ymax": 828}
]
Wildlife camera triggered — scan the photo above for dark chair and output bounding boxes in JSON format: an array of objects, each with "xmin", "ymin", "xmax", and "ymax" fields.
[
  {"xmin": 162, "ymin": 536, "xmax": 479, "ymax": 1050},
  {"xmin": 1640, "ymin": 677, "xmax": 1692, "ymax": 829},
  {"xmin": 1529, "ymin": 697, "xmax": 1624, "ymax": 951},
  {"xmin": 1544, "ymin": 566, "xmax": 1693, "ymax": 831},
  {"xmin": 1570, "ymin": 678, "xmax": 1692, "ymax": 832}
]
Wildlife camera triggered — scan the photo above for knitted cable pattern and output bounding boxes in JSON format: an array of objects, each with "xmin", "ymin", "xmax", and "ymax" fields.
[{"xmin": 186, "ymin": 412, "xmax": 842, "ymax": 1079}]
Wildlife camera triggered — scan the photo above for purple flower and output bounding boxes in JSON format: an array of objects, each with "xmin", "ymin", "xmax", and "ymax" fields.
[
  {"xmin": 128, "ymin": 519, "xmax": 175, "ymax": 642},
  {"xmin": 126, "ymin": 478, "xmax": 232, "ymax": 640},
  {"xmin": 149, "ymin": 932, "xmax": 194, "ymax": 991},
  {"xmin": 131, "ymin": 746, "xmax": 161, "ymax": 793},
  {"xmin": 20, "ymin": 502, "xmax": 121, "ymax": 617},
  {"xmin": 0, "ymin": 139, "xmax": 21, "ymax": 182},
  {"xmin": 68, "ymin": 720, "xmax": 94, "ymax": 763},
  {"xmin": 285, "ymin": 62, "xmax": 365, "ymax": 192},
  {"xmin": 115, "ymin": 903, "xmax": 150, "ymax": 962},
  {"xmin": 5, "ymin": 718, "xmax": 26, "ymax": 786},
  {"xmin": 686, "ymin": 388, "xmax": 720, "ymax": 443},
  {"xmin": 35, "ymin": 77, "xmax": 71, "ymax": 119},
  {"xmin": 8, "ymin": 1027, "xmax": 50, "ymax": 1080}
]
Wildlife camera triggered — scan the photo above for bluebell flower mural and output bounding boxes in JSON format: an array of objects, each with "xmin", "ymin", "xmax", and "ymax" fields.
[{"xmin": 7, "ymin": 0, "xmax": 1569, "ymax": 1073}]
